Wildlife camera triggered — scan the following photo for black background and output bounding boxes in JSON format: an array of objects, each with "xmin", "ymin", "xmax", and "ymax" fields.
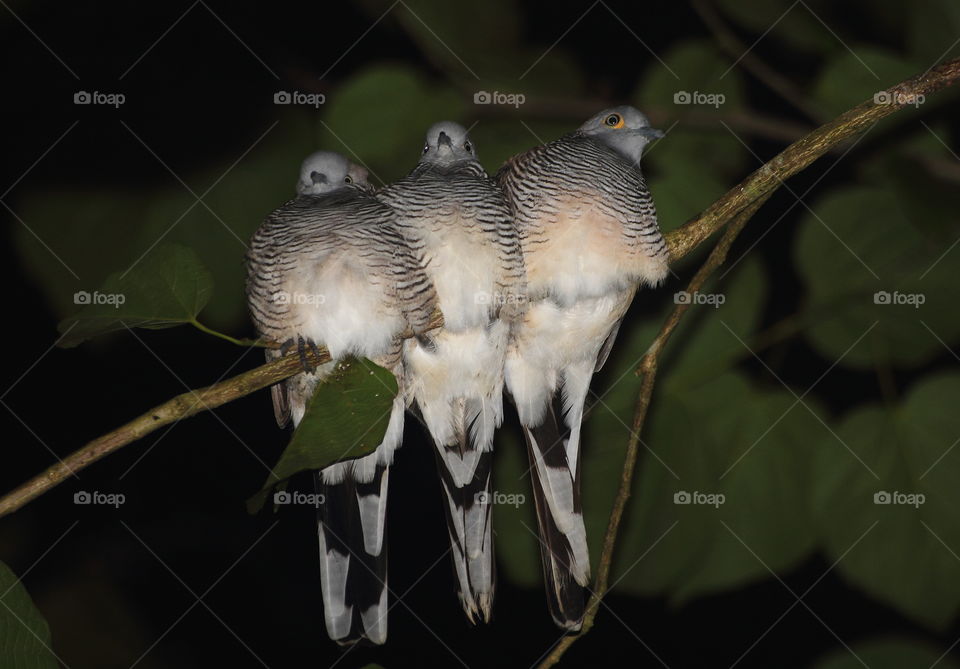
[{"xmin": 1, "ymin": 1, "xmax": 957, "ymax": 668}]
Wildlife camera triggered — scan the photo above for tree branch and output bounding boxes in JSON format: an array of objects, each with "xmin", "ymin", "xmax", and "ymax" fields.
[
  {"xmin": 0, "ymin": 313, "xmax": 442, "ymax": 518},
  {"xmin": 664, "ymin": 57, "xmax": 960, "ymax": 261},
  {"xmin": 536, "ymin": 195, "xmax": 770, "ymax": 668},
  {"xmin": 1, "ymin": 58, "xmax": 958, "ymax": 536},
  {"xmin": 535, "ymin": 56, "xmax": 960, "ymax": 667}
]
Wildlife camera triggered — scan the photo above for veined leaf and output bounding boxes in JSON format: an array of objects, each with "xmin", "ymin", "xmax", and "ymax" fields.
[
  {"xmin": 56, "ymin": 244, "xmax": 213, "ymax": 348},
  {"xmin": 248, "ymin": 357, "xmax": 398, "ymax": 513}
]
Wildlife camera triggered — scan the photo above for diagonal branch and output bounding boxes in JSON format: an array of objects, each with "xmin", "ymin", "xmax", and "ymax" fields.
[
  {"xmin": 537, "ymin": 195, "xmax": 771, "ymax": 668},
  {"xmin": 664, "ymin": 57, "xmax": 960, "ymax": 260},
  {"xmin": 0, "ymin": 57, "xmax": 958, "ymax": 530},
  {"xmin": 535, "ymin": 55, "xmax": 960, "ymax": 669}
]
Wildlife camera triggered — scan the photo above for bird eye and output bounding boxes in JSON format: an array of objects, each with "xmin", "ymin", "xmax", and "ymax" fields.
[
  {"xmin": 605, "ymin": 114, "xmax": 622, "ymax": 127},
  {"xmin": 464, "ymin": 141, "xmax": 473, "ymax": 153},
  {"xmin": 344, "ymin": 175, "xmax": 353, "ymax": 184},
  {"xmin": 422, "ymin": 144, "xmax": 430, "ymax": 154}
]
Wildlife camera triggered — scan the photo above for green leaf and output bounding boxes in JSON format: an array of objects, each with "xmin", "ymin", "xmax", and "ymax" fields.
[
  {"xmin": 813, "ymin": 373, "xmax": 960, "ymax": 630},
  {"xmin": 861, "ymin": 123, "xmax": 960, "ymax": 243},
  {"xmin": 635, "ymin": 40, "xmax": 748, "ymax": 233},
  {"xmin": 56, "ymin": 244, "xmax": 213, "ymax": 348},
  {"xmin": 660, "ymin": 256, "xmax": 767, "ymax": 387},
  {"xmin": 17, "ymin": 114, "xmax": 320, "ymax": 333},
  {"xmin": 814, "ymin": 638, "xmax": 960, "ymax": 669},
  {"xmin": 813, "ymin": 46, "xmax": 920, "ymax": 115},
  {"xmin": 794, "ymin": 186, "xmax": 960, "ymax": 369},
  {"xmin": 648, "ymin": 151, "xmax": 740, "ymax": 236},
  {"xmin": 637, "ymin": 39, "xmax": 746, "ymax": 112},
  {"xmin": 247, "ymin": 357, "xmax": 398, "ymax": 513},
  {"xmin": 607, "ymin": 374, "xmax": 821, "ymax": 603},
  {"xmin": 0, "ymin": 561, "xmax": 58, "ymax": 669}
]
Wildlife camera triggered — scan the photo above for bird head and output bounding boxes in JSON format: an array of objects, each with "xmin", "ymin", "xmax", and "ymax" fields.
[
  {"xmin": 577, "ymin": 106, "xmax": 663, "ymax": 164},
  {"xmin": 296, "ymin": 151, "xmax": 371, "ymax": 195},
  {"xmin": 419, "ymin": 121, "xmax": 477, "ymax": 166}
]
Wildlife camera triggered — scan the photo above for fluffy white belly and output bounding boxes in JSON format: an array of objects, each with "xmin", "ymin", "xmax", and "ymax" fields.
[
  {"xmin": 422, "ymin": 226, "xmax": 501, "ymax": 331},
  {"xmin": 504, "ymin": 289, "xmax": 634, "ymax": 425},
  {"xmin": 286, "ymin": 255, "xmax": 403, "ymax": 360}
]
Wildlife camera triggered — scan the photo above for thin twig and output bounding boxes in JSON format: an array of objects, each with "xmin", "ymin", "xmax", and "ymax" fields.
[
  {"xmin": 664, "ymin": 58, "xmax": 960, "ymax": 261},
  {"xmin": 535, "ymin": 56, "xmax": 960, "ymax": 669},
  {"xmin": 0, "ymin": 312, "xmax": 443, "ymax": 518},
  {"xmin": 536, "ymin": 194, "xmax": 770, "ymax": 669},
  {"xmin": 1, "ymin": 58, "xmax": 958, "ymax": 523},
  {"xmin": 692, "ymin": 0, "xmax": 828, "ymax": 123}
]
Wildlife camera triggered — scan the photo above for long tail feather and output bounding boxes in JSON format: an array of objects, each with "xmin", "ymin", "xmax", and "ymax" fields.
[
  {"xmin": 315, "ymin": 458, "xmax": 390, "ymax": 645},
  {"xmin": 435, "ymin": 446, "xmax": 495, "ymax": 623},
  {"xmin": 432, "ymin": 398, "xmax": 497, "ymax": 623},
  {"xmin": 523, "ymin": 388, "xmax": 589, "ymax": 631}
]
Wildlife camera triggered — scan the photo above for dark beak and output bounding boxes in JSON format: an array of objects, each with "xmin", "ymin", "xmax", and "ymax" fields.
[
  {"xmin": 310, "ymin": 171, "xmax": 327, "ymax": 185},
  {"xmin": 437, "ymin": 131, "xmax": 452, "ymax": 148}
]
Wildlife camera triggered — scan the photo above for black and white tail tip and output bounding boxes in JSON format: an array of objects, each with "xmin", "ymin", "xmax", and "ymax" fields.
[
  {"xmin": 315, "ymin": 459, "xmax": 390, "ymax": 645},
  {"xmin": 434, "ymin": 440, "xmax": 496, "ymax": 624}
]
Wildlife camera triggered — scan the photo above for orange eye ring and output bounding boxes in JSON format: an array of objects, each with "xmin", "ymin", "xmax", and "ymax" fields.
[{"xmin": 604, "ymin": 114, "xmax": 624, "ymax": 129}]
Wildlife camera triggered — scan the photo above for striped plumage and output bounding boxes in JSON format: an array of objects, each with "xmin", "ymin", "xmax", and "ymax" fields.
[
  {"xmin": 246, "ymin": 152, "xmax": 436, "ymax": 645},
  {"xmin": 496, "ymin": 106, "xmax": 668, "ymax": 631},
  {"xmin": 376, "ymin": 122, "xmax": 524, "ymax": 624}
]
